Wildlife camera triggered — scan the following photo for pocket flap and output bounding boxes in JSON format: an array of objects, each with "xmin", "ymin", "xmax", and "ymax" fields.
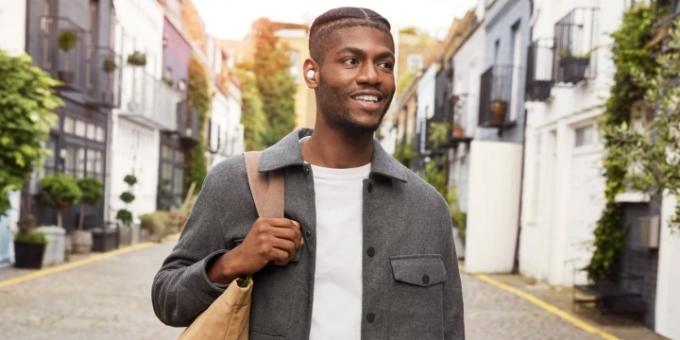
[{"xmin": 390, "ymin": 255, "xmax": 447, "ymax": 287}]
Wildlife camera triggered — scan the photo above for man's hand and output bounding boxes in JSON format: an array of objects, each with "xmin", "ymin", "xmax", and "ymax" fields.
[{"xmin": 207, "ymin": 218, "xmax": 304, "ymax": 285}]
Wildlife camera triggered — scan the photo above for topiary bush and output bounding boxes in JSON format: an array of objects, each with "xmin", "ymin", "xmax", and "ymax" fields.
[
  {"xmin": 40, "ymin": 174, "xmax": 82, "ymax": 228},
  {"xmin": 77, "ymin": 178, "xmax": 103, "ymax": 230}
]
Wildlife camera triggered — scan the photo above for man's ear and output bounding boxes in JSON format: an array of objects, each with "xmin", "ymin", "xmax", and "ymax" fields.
[{"xmin": 303, "ymin": 58, "xmax": 319, "ymax": 89}]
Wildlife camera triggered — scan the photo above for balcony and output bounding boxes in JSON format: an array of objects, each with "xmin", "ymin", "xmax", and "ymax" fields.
[
  {"xmin": 479, "ymin": 65, "xmax": 516, "ymax": 128},
  {"xmin": 35, "ymin": 16, "xmax": 90, "ymax": 92},
  {"xmin": 121, "ymin": 70, "xmax": 180, "ymax": 131},
  {"xmin": 526, "ymin": 38, "xmax": 554, "ymax": 101},
  {"xmin": 553, "ymin": 8, "xmax": 599, "ymax": 84},
  {"xmin": 176, "ymin": 100, "xmax": 201, "ymax": 146},
  {"xmin": 87, "ymin": 47, "xmax": 122, "ymax": 109}
]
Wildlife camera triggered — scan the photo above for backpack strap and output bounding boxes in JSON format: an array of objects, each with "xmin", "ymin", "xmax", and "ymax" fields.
[{"xmin": 244, "ymin": 151, "xmax": 284, "ymax": 218}]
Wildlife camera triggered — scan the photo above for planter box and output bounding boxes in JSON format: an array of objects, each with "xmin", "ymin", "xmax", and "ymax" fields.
[
  {"xmin": 560, "ymin": 56, "xmax": 589, "ymax": 83},
  {"xmin": 118, "ymin": 225, "xmax": 132, "ymax": 247},
  {"xmin": 71, "ymin": 230, "xmax": 93, "ymax": 254},
  {"xmin": 14, "ymin": 241, "xmax": 46, "ymax": 269},
  {"xmin": 36, "ymin": 226, "xmax": 65, "ymax": 266},
  {"xmin": 92, "ymin": 228, "xmax": 118, "ymax": 252}
]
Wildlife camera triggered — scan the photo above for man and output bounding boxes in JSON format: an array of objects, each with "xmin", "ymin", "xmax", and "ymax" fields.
[{"xmin": 152, "ymin": 7, "xmax": 464, "ymax": 340}]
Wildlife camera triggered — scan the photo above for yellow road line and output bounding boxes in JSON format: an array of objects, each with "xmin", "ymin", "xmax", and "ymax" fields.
[
  {"xmin": 0, "ymin": 242, "xmax": 155, "ymax": 290},
  {"xmin": 475, "ymin": 274, "xmax": 619, "ymax": 340}
]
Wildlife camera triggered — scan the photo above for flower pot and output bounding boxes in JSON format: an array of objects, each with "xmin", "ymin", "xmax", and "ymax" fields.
[
  {"xmin": 559, "ymin": 56, "xmax": 589, "ymax": 83},
  {"xmin": 71, "ymin": 230, "xmax": 93, "ymax": 254},
  {"xmin": 452, "ymin": 125, "xmax": 465, "ymax": 138},
  {"xmin": 58, "ymin": 70, "xmax": 74, "ymax": 84},
  {"xmin": 490, "ymin": 99, "xmax": 508, "ymax": 126},
  {"xmin": 92, "ymin": 228, "xmax": 119, "ymax": 252},
  {"xmin": 14, "ymin": 241, "xmax": 46, "ymax": 269},
  {"xmin": 118, "ymin": 224, "xmax": 132, "ymax": 247}
]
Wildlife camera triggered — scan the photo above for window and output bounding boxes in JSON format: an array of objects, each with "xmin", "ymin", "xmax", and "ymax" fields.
[
  {"xmin": 64, "ymin": 116, "xmax": 75, "ymax": 134},
  {"xmin": 87, "ymin": 123, "xmax": 96, "ymax": 140},
  {"xmin": 75, "ymin": 120, "xmax": 86, "ymax": 137},
  {"xmin": 96, "ymin": 126, "xmax": 105, "ymax": 142},
  {"xmin": 574, "ymin": 125, "xmax": 596, "ymax": 147},
  {"xmin": 510, "ymin": 22, "xmax": 522, "ymax": 122}
]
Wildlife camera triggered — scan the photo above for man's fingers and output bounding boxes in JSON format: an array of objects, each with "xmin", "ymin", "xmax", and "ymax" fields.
[
  {"xmin": 268, "ymin": 225, "xmax": 303, "ymax": 247},
  {"xmin": 269, "ymin": 247, "xmax": 291, "ymax": 265},
  {"xmin": 262, "ymin": 218, "xmax": 298, "ymax": 228}
]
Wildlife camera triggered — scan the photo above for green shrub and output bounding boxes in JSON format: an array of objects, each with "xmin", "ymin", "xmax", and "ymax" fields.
[
  {"xmin": 0, "ymin": 51, "xmax": 61, "ymax": 215},
  {"xmin": 57, "ymin": 29, "xmax": 77, "ymax": 51},
  {"xmin": 116, "ymin": 209, "xmax": 133, "ymax": 226},
  {"xmin": 126, "ymin": 51, "xmax": 146, "ymax": 66},
  {"xmin": 78, "ymin": 178, "xmax": 103, "ymax": 205},
  {"xmin": 40, "ymin": 174, "xmax": 82, "ymax": 228},
  {"xmin": 119, "ymin": 192, "xmax": 135, "ymax": 204},
  {"xmin": 15, "ymin": 229, "xmax": 48, "ymax": 244}
]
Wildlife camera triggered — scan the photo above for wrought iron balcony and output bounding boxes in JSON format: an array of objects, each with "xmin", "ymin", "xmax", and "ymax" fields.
[
  {"xmin": 87, "ymin": 47, "xmax": 122, "ymax": 109},
  {"xmin": 122, "ymin": 70, "xmax": 180, "ymax": 131},
  {"xmin": 478, "ymin": 65, "xmax": 515, "ymax": 128},
  {"xmin": 176, "ymin": 100, "xmax": 201, "ymax": 145},
  {"xmin": 34, "ymin": 16, "xmax": 90, "ymax": 92},
  {"xmin": 526, "ymin": 38, "xmax": 554, "ymax": 101},
  {"xmin": 553, "ymin": 8, "xmax": 599, "ymax": 84}
]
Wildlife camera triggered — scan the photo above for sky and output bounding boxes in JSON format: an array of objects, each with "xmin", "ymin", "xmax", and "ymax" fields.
[{"xmin": 193, "ymin": 0, "xmax": 478, "ymax": 41}]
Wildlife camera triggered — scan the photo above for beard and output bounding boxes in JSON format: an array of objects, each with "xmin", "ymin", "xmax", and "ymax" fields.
[{"xmin": 315, "ymin": 76, "xmax": 393, "ymax": 138}]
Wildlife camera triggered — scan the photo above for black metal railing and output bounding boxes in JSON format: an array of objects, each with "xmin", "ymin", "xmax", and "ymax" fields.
[
  {"xmin": 479, "ymin": 65, "xmax": 514, "ymax": 128},
  {"xmin": 654, "ymin": 0, "xmax": 680, "ymax": 25},
  {"xmin": 87, "ymin": 47, "xmax": 122, "ymax": 108},
  {"xmin": 176, "ymin": 100, "xmax": 201, "ymax": 145},
  {"xmin": 526, "ymin": 38, "xmax": 554, "ymax": 101},
  {"xmin": 35, "ymin": 16, "xmax": 91, "ymax": 92},
  {"xmin": 553, "ymin": 8, "xmax": 599, "ymax": 84}
]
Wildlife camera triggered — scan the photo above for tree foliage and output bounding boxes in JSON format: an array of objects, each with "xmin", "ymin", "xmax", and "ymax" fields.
[
  {"xmin": 40, "ymin": 174, "xmax": 81, "ymax": 228},
  {"xmin": 233, "ymin": 65, "xmax": 267, "ymax": 150},
  {"xmin": 0, "ymin": 51, "xmax": 62, "ymax": 215},
  {"xmin": 586, "ymin": 4, "xmax": 660, "ymax": 282},
  {"xmin": 252, "ymin": 18, "xmax": 297, "ymax": 146},
  {"xmin": 185, "ymin": 56, "xmax": 211, "ymax": 193}
]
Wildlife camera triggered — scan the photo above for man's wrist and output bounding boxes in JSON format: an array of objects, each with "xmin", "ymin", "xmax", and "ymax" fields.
[{"xmin": 207, "ymin": 249, "xmax": 246, "ymax": 285}]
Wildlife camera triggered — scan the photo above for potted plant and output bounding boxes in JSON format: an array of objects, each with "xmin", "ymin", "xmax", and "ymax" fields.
[
  {"xmin": 126, "ymin": 51, "xmax": 147, "ymax": 67},
  {"xmin": 71, "ymin": 178, "xmax": 103, "ymax": 254},
  {"xmin": 452, "ymin": 122, "xmax": 465, "ymax": 138},
  {"xmin": 57, "ymin": 29, "xmax": 78, "ymax": 83},
  {"xmin": 14, "ymin": 215, "xmax": 48, "ymax": 269},
  {"xmin": 489, "ymin": 99, "xmax": 508, "ymax": 126},
  {"xmin": 558, "ymin": 48, "xmax": 590, "ymax": 83},
  {"xmin": 102, "ymin": 57, "xmax": 117, "ymax": 73},
  {"xmin": 40, "ymin": 174, "xmax": 82, "ymax": 229}
]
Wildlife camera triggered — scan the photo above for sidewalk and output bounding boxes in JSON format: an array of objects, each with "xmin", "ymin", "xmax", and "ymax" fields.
[{"xmin": 468, "ymin": 271, "xmax": 666, "ymax": 340}]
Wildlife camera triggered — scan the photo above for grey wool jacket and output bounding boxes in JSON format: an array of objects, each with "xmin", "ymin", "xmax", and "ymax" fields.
[{"xmin": 152, "ymin": 129, "xmax": 465, "ymax": 340}]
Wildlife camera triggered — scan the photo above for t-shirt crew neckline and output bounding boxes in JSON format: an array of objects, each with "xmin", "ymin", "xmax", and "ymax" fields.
[{"xmin": 298, "ymin": 135, "xmax": 372, "ymax": 178}]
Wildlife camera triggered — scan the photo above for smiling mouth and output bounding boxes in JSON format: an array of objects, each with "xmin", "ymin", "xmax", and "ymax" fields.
[{"xmin": 351, "ymin": 94, "xmax": 382, "ymax": 103}]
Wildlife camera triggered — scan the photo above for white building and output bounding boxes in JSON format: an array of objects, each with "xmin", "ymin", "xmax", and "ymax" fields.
[
  {"xmin": 109, "ymin": 0, "xmax": 176, "ymax": 220},
  {"xmin": 520, "ymin": 0, "xmax": 680, "ymax": 337},
  {"xmin": 415, "ymin": 64, "xmax": 437, "ymax": 155}
]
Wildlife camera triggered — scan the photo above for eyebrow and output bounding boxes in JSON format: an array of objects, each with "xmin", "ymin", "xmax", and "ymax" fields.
[{"xmin": 337, "ymin": 46, "xmax": 395, "ymax": 60}]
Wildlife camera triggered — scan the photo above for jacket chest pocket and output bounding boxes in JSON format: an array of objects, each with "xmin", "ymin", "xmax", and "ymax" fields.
[{"xmin": 388, "ymin": 254, "xmax": 446, "ymax": 340}]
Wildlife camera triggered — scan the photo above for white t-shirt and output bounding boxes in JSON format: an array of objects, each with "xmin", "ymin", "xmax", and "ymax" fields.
[{"xmin": 303, "ymin": 143, "xmax": 370, "ymax": 340}]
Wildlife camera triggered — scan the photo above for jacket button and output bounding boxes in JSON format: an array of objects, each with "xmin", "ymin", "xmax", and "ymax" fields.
[
  {"xmin": 366, "ymin": 247, "xmax": 375, "ymax": 257},
  {"xmin": 367, "ymin": 181, "xmax": 373, "ymax": 193},
  {"xmin": 305, "ymin": 230, "xmax": 312, "ymax": 238},
  {"xmin": 422, "ymin": 274, "xmax": 430, "ymax": 284},
  {"xmin": 366, "ymin": 312, "xmax": 375, "ymax": 323},
  {"xmin": 302, "ymin": 166, "xmax": 310, "ymax": 176}
]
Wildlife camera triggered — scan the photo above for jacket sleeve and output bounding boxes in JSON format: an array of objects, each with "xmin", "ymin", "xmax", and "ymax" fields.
[
  {"xmin": 440, "ymin": 201, "xmax": 465, "ymax": 339},
  {"xmin": 151, "ymin": 163, "xmax": 239, "ymax": 327}
]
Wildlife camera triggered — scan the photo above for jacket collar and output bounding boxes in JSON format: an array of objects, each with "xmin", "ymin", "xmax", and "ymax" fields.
[{"xmin": 259, "ymin": 128, "xmax": 408, "ymax": 183}]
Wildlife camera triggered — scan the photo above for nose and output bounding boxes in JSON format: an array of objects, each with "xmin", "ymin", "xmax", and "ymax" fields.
[{"xmin": 357, "ymin": 63, "xmax": 380, "ymax": 85}]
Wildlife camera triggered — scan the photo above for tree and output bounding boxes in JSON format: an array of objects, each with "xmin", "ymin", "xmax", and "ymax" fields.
[
  {"xmin": 39, "ymin": 174, "xmax": 82, "ymax": 228},
  {"xmin": 252, "ymin": 18, "xmax": 297, "ymax": 146},
  {"xmin": 76, "ymin": 178, "xmax": 103, "ymax": 230},
  {"xmin": 233, "ymin": 65, "xmax": 267, "ymax": 150},
  {"xmin": 0, "ymin": 51, "xmax": 62, "ymax": 215},
  {"xmin": 184, "ymin": 56, "xmax": 211, "ymax": 193}
]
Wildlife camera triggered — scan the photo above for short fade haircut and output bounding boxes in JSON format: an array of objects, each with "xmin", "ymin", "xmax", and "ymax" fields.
[{"xmin": 309, "ymin": 7, "xmax": 393, "ymax": 64}]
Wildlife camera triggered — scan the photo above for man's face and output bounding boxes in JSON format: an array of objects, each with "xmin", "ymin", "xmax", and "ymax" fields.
[{"xmin": 315, "ymin": 26, "xmax": 396, "ymax": 136}]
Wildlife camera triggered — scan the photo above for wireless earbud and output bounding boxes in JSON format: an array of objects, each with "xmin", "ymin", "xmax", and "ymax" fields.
[{"xmin": 306, "ymin": 69, "xmax": 316, "ymax": 80}]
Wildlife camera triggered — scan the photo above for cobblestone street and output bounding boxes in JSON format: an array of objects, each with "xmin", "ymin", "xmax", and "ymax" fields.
[{"xmin": 0, "ymin": 241, "xmax": 661, "ymax": 339}]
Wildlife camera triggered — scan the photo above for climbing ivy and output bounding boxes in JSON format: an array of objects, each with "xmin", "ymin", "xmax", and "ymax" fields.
[
  {"xmin": 184, "ymin": 56, "xmax": 211, "ymax": 193},
  {"xmin": 585, "ymin": 4, "xmax": 661, "ymax": 282}
]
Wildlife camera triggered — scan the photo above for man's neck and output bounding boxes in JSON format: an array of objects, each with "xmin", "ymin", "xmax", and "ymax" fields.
[{"xmin": 301, "ymin": 124, "xmax": 374, "ymax": 169}]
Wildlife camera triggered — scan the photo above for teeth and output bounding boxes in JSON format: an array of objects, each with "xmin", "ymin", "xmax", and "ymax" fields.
[{"xmin": 354, "ymin": 95, "xmax": 379, "ymax": 103}]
